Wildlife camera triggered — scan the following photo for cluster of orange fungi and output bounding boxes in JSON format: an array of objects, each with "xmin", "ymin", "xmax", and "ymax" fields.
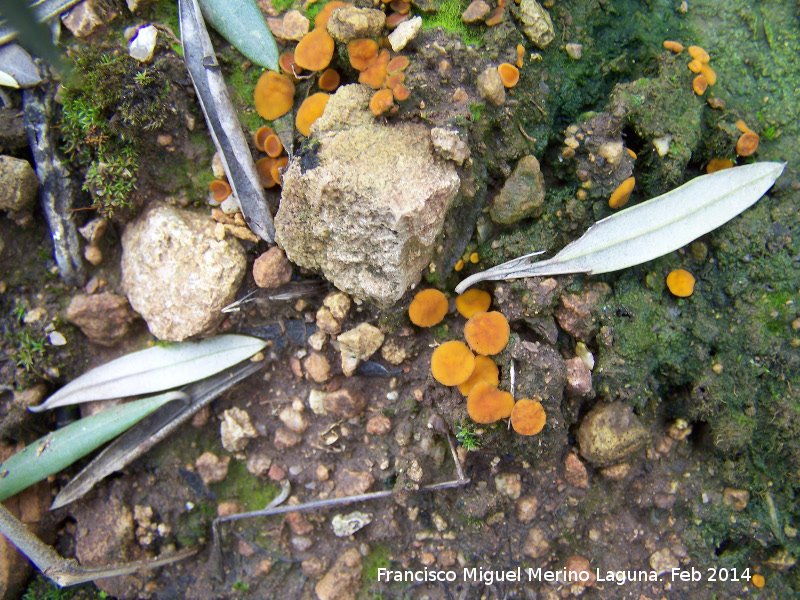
[
  {"xmin": 454, "ymin": 251, "xmax": 480, "ymax": 272},
  {"xmin": 408, "ymin": 288, "xmax": 546, "ymax": 436},
  {"xmin": 253, "ymin": 0, "xmax": 416, "ymax": 143},
  {"xmin": 663, "ymin": 41, "xmax": 717, "ymax": 97},
  {"xmin": 253, "ymin": 126, "xmax": 290, "ymax": 188}
]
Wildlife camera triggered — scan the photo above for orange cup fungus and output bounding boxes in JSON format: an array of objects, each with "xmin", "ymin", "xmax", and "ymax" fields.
[
  {"xmin": 666, "ymin": 269, "xmax": 695, "ymax": 297},
  {"xmin": 485, "ymin": 7, "xmax": 504, "ymax": 26},
  {"xmin": 734, "ymin": 119, "xmax": 753, "ymax": 134},
  {"xmin": 687, "ymin": 45, "xmax": 710, "ymax": 63},
  {"xmin": 348, "ymin": 39, "xmax": 379, "ymax": 71},
  {"xmin": 692, "ymin": 75, "xmax": 708, "ymax": 96},
  {"xmin": 386, "ymin": 12, "xmax": 409, "ymax": 29},
  {"xmin": 609, "ymin": 176, "xmax": 635, "ymax": 209},
  {"xmin": 663, "ymin": 40, "xmax": 684, "ymax": 53},
  {"xmin": 254, "ymin": 71, "xmax": 295, "ymax": 121},
  {"xmin": 706, "ymin": 158, "xmax": 734, "ymax": 174},
  {"xmin": 431, "ymin": 340, "xmax": 476, "ymax": 386},
  {"xmin": 209, "ymin": 179, "xmax": 232, "ymax": 202},
  {"xmin": 387, "ymin": 56, "xmax": 410, "ymax": 74},
  {"xmin": 253, "ymin": 126, "xmax": 275, "ymax": 153},
  {"xmin": 464, "ymin": 311, "xmax": 510, "ymax": 356},
  {"xmin": 255, "ymin": 157, "xmax": 277, "ymax": 188},
  {"xmin": 456, "ymin": 289, "xmax": 492, "ymax": 319},
  {"xmin": 687, "ymin": 59, "xmax": 703, "ymax": 73},
  {"xmin": 454, "ymin": 259, "xmax": 465, "ymax": 271},
  {"xmin": 270, "ymin": 156, "xmax": 289, "ymax": 186},
  {"xmin": 279, "ymin": 51, "xmax": 302, "ymax": 79},
  {"xmin": 296, "ymin": 93, "xmax": 330, "ymax": 137},
  {"xmin": 359, "ymin": 49, "xmax": 390, "ymax": 89},
  {"xmin": 318, "ymin": 68, "xmax": 341, "ymax": 92},
  {"xmin": 386, "ymin": 72, "xmax": 405, "ymax": 89},
  {"xmin": 700, "ymin": 64, "xmax": 716, "ymax": 86},
  {"xmin": 752, "ymin": 574, "xmax": 765, "ymax": 589},
  {"xmin": 510, "ymin": 399, "xmax": 546, "ymax": 435},
  {"xmin": 408, "ymin": 288, "xmax": 448, "ymax": 327},
  {"xmin": 390, "ymin": 0, "xmax": 411, "ymax": 14},
  {"xmin": 265, "ymin": 134, "xmax": 283, "ymax": 158},
  {"xmin": 314, "ymin": 1, "xmax": 352, "ymax": 29},
  {"xmin": 370, "ymin": 88, "xmax": 395, "ymax": 116},
  {"xmin": 457, "ymin": 355, "xmax": 499, "ymax": 396},
  {"xmin": 736, "ymin": 131, "xmax": 759, "ymax": 157},
  {"xmin": 497, "ymin": 63, "xmax": 520, "ymax": 88},
  {"xmin": 467, "ymin": 382, "xmax": 514, "ymax": 424},
  {"xmin": 392, "ymin": 84, "xmax": 410, "ymax": 101},
  {"xmin": 469, "ymin": 252, "xmax": 479, "ymax": 264},
  {"xmin": 516, "ymin": 43, "xmax": 525, "ymax": 67},
  {"xmin": 295, "ymin": 28, "xmax": 335, "ymax": 72}
]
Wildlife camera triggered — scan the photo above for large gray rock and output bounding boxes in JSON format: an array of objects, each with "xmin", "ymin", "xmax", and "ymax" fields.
[
  {"xmin": 490, "ymin": 155, "xmax": 546, "ymax": 224},
  {"xmin": 326, "ymin": 7, "xmax": 385, "ymax": 42},
  {"xmin": 275, "ymin": 85, "xmax": 461, "ymax": 307},
  {"xmin": 121, "ymin": 205, "xmax": 246, "ymax": 341},
  {"xmin": 577, "ymin": 402, "xmax": 649, "ymax": 467},
  {"xmin": 518, "ymin": 0, "xmax": 555, "ymax": 49}
]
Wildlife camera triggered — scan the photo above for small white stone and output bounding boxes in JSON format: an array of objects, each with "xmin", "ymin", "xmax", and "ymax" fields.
[
  {"xmin": 331, "ymin": 512, "xmax": 372, "ymax": 537},
  {"xmin": 653, "ymin": 135, "xmax": 672, "ymax": 157},
  {"xmin": 388, "ymin": 16, "xmax": 422, "ymax": 52},
  {"xmin": 129, "ymin": 25, "xmax": 158, "ymax": 63},
  {"xmin": 48, "ymin": 331, "xmax": 67, "ymax": 346}
]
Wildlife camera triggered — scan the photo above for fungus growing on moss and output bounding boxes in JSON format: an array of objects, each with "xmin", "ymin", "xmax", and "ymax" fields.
[
  {"xmin": 662, "ymin": 40, "xmax": 684, "ymax": 53},
  {"xmin": 348, "ymin": 39, "xmax": 379, "ymax": 71},
  {"xmin": 359, "ymin": 49, "xmax": 390, "ymax": 89},
  {"xmin": 295, "ymin": 28, "xmax": 335, "ymax": 72},
  {"xmin": 692, "ymin": 75, "xmax": 708, "ymax": 96},
  {"xmin": 370, "ymin": 88, "xmax": 395, "ymax": 115},
  {"xmin": 209, "ymin": 179, "xmax": 232, "ymax": 201},
  {"xmin": 265, "ymin": 134, "xmax": 283, "ymax": 158},
  {"xmin": 687, "ymin": 59, "xmax": 703, "ymax": 73},
  {"xmin": 469, "ymin": 252, "xmax": 479, "ymax": 264},
  {"xmin": 497, "ymin": 63, "xmax": 519, "ymax": 88},
  {"xmin": 510, "ymin": 399, "xmax": 546, "ymax": 435},
  {"xmin": 456, "ymin": 289, "xmax": 491, "ymax": 318},
  {"xmin": 296, "ymin": 93, "xmax": 330, "ymax": 137},
  {"xmin": 255, "ymin": 157, "xmax": 277, "ymax": 188},
  {"xmin": 253, "ymin": 126, "xmax": 275, "ymax": 153},
  {"xmin": 736, "ymin": 131, "xmax": 759, "ymax": 157},
  {"xmin": 318, "ymin": 69, "xmax": 341, "ymax": 92},
  {"xmin": 700, "ymin": 64, "xmax": 716, "ymax": 86},
  {"xmin": 666, "ymin": 269, "xmax": 695, "ymax": 297},
  {"xmin": 734, "ymin": 119, "xmax": 752, "ymax": 134},
  {"xmin": 516, "ymin": 43, "xmax": 525, "ymax": 67},
  {"xmin": 752, "ymin": 574, "xmax": 765, "ymax": 589},
  {"xmin": 431, "ymin": 341, "xmax": 476, "ymax": 386},
  {"xmin": 609, "ymin": 176, "xmax": 635, "ymax": 209},
  {"xmin": 457, "ymin": 355, "xmax": 499, "ymax": 396},
  {"xmin": 464, "ymin": 311, "xmax": 510, "ymax": 356},
  {"xmin": 254, "ymin": 71, "xmax": 295, "ymax": 120},
  {"xmin": 454, "ymin": 259, "xmax": 464, "ymax": 271},
  {"xmin": 687, "ymin": 45, "xmax": 710, "ymax": 63},
  {"xmin": 706, "ymin": 158, "xmax": 733, "ymax": 174},
  {"xmin": 408, "ymin": 289, "xmax": 448, "ymax": 327},
  {"xmin": 467, "ymin": 382, "xmax": 514, "ymax": 424},
  {"xmin": 314, "ymin": 1, "xmax": 352, "ymax": 29}
]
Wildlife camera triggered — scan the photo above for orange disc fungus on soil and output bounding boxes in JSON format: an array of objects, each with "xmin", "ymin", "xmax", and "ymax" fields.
[
  {"xmin": 687, "ymin": 45, "xmax": 710, "ymax": 63},
  {"xmin": 390, "ymin": 0, "xmax": 411, "ymax": 14},
  {"xmin": 209, "ymin": 179, "xmax": 232, "ymax": 201},
  {"xmin": 431, "ymin": 340, "xmax": 475, "ymax": 386},
  {"xmin": 314, "ymin": 1, "xmax": 352, "ymax": 29},
  {"xmin": 511, "ymin": 399, "xmax": 546, "ymax": 435},
  {"xmin": 408, "ymin": 289, "xmax": 448, "ymax": 327},
  {"xmin": 609, "ymin": 176, "xmax": 635, "ymax": 208},
  {"xmin": 386, "ymin": 72, "xmax": 405, "ymax": 89},
  {"xmin": 254, "ymin": 71, "xmax": 295, "ymax": 121},
  {"xmin": 497, "ymin": 63, "xmax": 520, "ymax": 88},
  {"xmin": 253, "ymin": 126, "xmax": 275, "ymax": 153},
  {"xmin": 392, "ymin": 84, "xmax": 410, "ymax": 101},
  {"xmin": 516, "ymin": 44, "xmax": 525, "ymax": 67},
  {"xmin": 296, "ymin": 93, "xmax": 330, "ymax": 137},
  {"xmin": 359, "ymin": 49, "xmax": 390, "ymax": 89},
  {"xmin": 735, "ymin": 119, "xmax": 753, "ymax": 134},
  {"xmin": 348, "ymin": 39, "xmax": 379, "ymax": 71},
  {"xmin": 454, "ymin": 259, "xmax": 465, "ymax": 271},
  {"xmin": 736, "ymin": 131, "xmax": 760, "ymax": 157},
  {"xmin": 295, "ymin": 28, "xmax": 335, "ymax": 72},
  {"xmin": 456, "ymin": 289, "xmax": 492, "ymax": 318},
  {"xmin": 663, "ymin": 40, "xmax": 684, "ymax": 53},
  {"xmin": 467, "ymin": 382, "xmax": 514, "ymax": 424},
  {"xmin": 387, "ymin": 56, "xmax": 410, "ymax": 74},
  {"xmin": 318, "ymin": 69, "xmax": 341, "ymax": 92},
  {"xmin": 279, "ymin": 51, "xmax": 302, "ymax": 78},
  {"xmin": 706, "ymin": 158, "xmax": 734, "ymax": 174},
  {"xmin": 386, "ymin": 12, "xmax": 409, "ymax": 28},
  {"xmin": 692, "ymin": 75, "xmax": 708, "ymax": 95},
  {"xmin": 255, "ymin": 157, "xmax": 277, "ymax": 188},
  {"xmin": 457, "ymin": 355, "xmax": 499, "ymax": 396},
  {"xmin": 700, "ymin": 64, "xmax": 716, "ymax": 86},
  {"xmin": 687, "ymin": 59, "xmax": 703, "ymax": 73},
  {"xmin": 469, "ymin": 252, "xmax": 479, "ymax": 264},
  {"xmin": 752, "ymin": 574, "xmax": 765, "ymax": 589},
  {"xmin": 265, "ymin": 134, "xmax": 283, "ymax": 158},
  {"xmin": 370, "ymin": 88, "xmax": 395, "ymax": 115},
  {"xmin": 270, "ymin": 156, "xmax": 289, "ymax": 186},
  {"xmin": 464, "ymin": 311, "xmax": 510, "ymax": 356},
  {"xmin": 666, "ymin": 269, "xmax": 695, "ymax": 297},
  {"xmin": 485, "ymin": 7, "xmax": 504, "ymax": 26}
]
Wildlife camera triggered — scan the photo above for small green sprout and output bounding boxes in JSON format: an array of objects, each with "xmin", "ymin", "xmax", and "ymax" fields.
[{"xmin": 455, "ymin": 424, "xmax": 480, "ymax": 450}]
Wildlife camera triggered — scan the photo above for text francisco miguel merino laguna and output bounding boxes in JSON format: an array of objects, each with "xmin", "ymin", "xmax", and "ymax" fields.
[{"xmin": 379, "ymin": 566, "xmax": 669, "ymax": 586}]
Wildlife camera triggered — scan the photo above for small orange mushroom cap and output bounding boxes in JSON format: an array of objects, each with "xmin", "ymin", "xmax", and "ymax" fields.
[
  {"xmin": 392, "ymin": 84, "xmax": 410, "ymax": 102},
  {"xmin": 255, "ymin": 157, "xmax": 277, "ymax": 188},
  {"xmin": 511, "ymin": 399, "xmax": 546, "ymax": 435},
  {"xmin": 254, "ymin": 71, "xmax": 295, "ymax": 121},
  {"xmin": 370, "ymin": 88, "xmax": 395, "ymax": 116},
  {"xmin": 209, "ymin": 179, "xmax": 232, "ymax": 201},
  {"xmin": 318, "ymin": 69, "xmax": 341, "ymax": 92},
  {"xmin": 687, "ymin": 59, "xmax": 703, "ymax": 73},
  {"xmin": 687, "ymin": 45, "xmax": 710, "ymax": 63},
  {"xmin": 457, "ymin": 355, "xmax": 499, "ymax": 396},
  {"xmin": 265, "ymin": 134, "xmax": 283, "ymax": 158},
  {"xmin": 663, "ymin": 40, "xmax": 684, "ymax": 53},
  {"xmin": 516, "ymin": 43, "xmax": 525, "ymax": 67},
  {"xmin": 609, "ymin": 176, "xmax": 635, "ymax": 209},
  {"xmin": 270, "ymin": 156, "xmax": 289, "ymax": 186},
  {"xmin": 736, "ymin": 131, "xmax": 759, "ymax": 157},
  {"xmin": 666, "ymin": 269, "xmax": 695, "ymax": 297},
  {"xmin": 456, "ymin": 289, "xmax": 492, "ymax": 318},
  {"xmin": 348, "ymin": 39, "xmax": 379, "ymax": 71},
  {"xmin": 467, "ymin": 382, "xmax": 514, "ymax": 424},
  {"xmin": 464, "ymin": 311, "xmax": 510, "ymax": 356},
  {"xmin": 692, "ymin": 75, "xmax": 708, "ymax": 96},
  {"xmin": 706, "ymin": 158, "xmax": 734, "ymax": 174},
  {"xmin": 387, "ymin": 56, "xmax": 410, "ymax": 74},
  {"xmin": 497, "ymin": 63, "xmax": 520, "ymax": 88},
  {"xmin": 253, "ymin": 126, "xmax": 275, "ymax": 152},
  {"xmin": 408, "ymin": 289, "xmax": 448, "ymax": 327},
  {"xmin": 359, "ymin": 49, "xmax": 390, "ymax": 89},
  {"xmin": 699, "ymin": 64, "xmax": 716, "ymax": 86},
  {"xmin": 485, "ymin": 7, "xmax": 504, "ymax": 26},
  {"xmin": 431, "ymin": 340, "xmax": 476, "ymax": 386},
  {"xmin": 295, "ymin": 28, "xmax": 335, "ymax": 72},
  {"xmin": 296, "ymin": 93, "xmax": 330, "ymax": 137},
  {"xmin": 752, "ymin": 574, "xmax": 766, "ymax": 589}
]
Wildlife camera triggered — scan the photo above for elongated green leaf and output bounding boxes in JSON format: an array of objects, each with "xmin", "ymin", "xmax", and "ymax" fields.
[
  {"xmin": 197, "ymin": 0, "xmax": 279, "ymax": 72},
  {"xmin": 30, "ymin": 334, "xmax": 267, "ymax": 412},
  {"xmin": 456, "ymin": 162, "xmax": 786, "ymax": 294},
  {"xmin": 0, "ymin": 392, "xmax": 186, "ymax": 501}
]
